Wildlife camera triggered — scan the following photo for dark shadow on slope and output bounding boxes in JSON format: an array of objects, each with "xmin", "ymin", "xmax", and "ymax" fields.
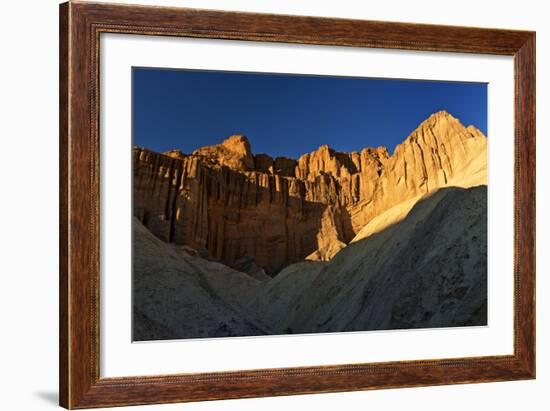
[
  {"xmin": 134, "ymin": 185, "xmax": 487, "ymax": 340},
  {"xmin": 284, "ymin": 185, "xmax": 488, "ymax": 335},
  {"xmin": 132, "ymin": 217, "xmax": 271, "ymax": 341}
]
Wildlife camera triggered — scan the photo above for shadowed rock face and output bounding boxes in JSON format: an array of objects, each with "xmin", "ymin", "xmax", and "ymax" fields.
[
  {"xmin": 134, "ymin": 186, "xmax": 487, "ymax": 340},
  {"xmin": 256, "ymin": 186, "xmax": 488, "ymax": 334},
  {"xmin": 133, "ymin": 217, "xmax": 267, "ymax": 341},
  {"xmin": 133, "ymin": 111, "xmax": 487, "ymax": 275}
]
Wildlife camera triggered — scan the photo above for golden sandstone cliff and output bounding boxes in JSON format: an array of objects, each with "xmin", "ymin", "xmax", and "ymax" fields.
[{"xmin": 133, "ymin": 110, "xmax": 487, "ymax": 275}]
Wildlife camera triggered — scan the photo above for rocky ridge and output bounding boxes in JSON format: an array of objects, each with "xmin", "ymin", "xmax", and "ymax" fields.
[{"xmin": 133, "ymin": 111, "xmax": 487, "ymax": 275}]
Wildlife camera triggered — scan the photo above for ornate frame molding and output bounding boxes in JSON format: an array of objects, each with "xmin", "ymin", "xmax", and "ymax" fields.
[{"xmin": 59, "ymin": 2, "xmax": 535, "ymax": 408}]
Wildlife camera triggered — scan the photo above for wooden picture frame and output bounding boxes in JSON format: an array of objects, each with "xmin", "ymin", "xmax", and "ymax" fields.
[{"xmin": 59, "ymin": 1, "xmax": 535, "ymax": 408}]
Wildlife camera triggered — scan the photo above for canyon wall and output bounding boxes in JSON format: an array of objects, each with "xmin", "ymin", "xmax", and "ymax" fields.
[
  {"xmin": 133, "ymin": 110, "xmax": 487, "ymax": 274},
  {"xmin": 134, "ymin": 186, "xmax": 488, "ymax": 340}
]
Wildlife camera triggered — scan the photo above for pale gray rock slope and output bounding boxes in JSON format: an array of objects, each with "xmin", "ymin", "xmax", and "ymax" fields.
[
  {"xmin": 276, "ymin": 185, "xmax": 487, "ymax": 334},
  {"xmin": 134, "ymin": 185, "xmax": 487, "ymax": 339},
  {"xmin": 247, "ymin": 261, "xmax": 327, "ymax": 332},
  {"xmin": 133, "ymin": 218, "xmax": 269, "ymax": 341}
]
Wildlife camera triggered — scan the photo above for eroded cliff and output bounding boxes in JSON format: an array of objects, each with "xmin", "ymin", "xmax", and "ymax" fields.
[{"xmin": 133, "ymin": 110, "xmax": 487, "ymax": 274}]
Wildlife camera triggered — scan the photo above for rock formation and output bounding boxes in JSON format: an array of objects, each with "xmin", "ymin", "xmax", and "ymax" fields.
[
  {"xmin": 134, "ymin": 186, "xmax": 487, "ymax": 340},
  {"xmin": 133, "ymin": 111, "xmax": 487, "ymax": 275},
  {"xmin": 133, "ymin": 217, "xmax": 268, "ymax": 341},
  {"xmin": 249, "ymin": 186, "xmax": 488, "ymax": 333},
  {"xmin": 193, "ymin": 134, "xmax": 255, "ymax": 171}
]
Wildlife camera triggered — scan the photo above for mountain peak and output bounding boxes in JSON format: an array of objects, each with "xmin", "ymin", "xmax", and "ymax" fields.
[
  {"xmin": 399, "ymin": 110, "xmax": 483, "ymax": 151},
  {"xmin": 220, "ymin": 134, "xmax": 253, "ymax": 160},
  {"xmin": 193, "ymin": 134, "xmax": 255, "ymax": 171},
  {"xmin": 221, "ymin": 134, "xmax": 251, "ymax": 151},
  {"xmin": 423, "ymin": 110, "xmax": 459, "ymax": 125},
  {"xmin": 433, "ymin": 109, "xmax": 452, "ymax": 117}
]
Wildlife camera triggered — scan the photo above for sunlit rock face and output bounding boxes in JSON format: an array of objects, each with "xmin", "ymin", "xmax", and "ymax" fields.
[{"xmin": 133, "ymin": 111, "xmax": 487, "ymax": 275}]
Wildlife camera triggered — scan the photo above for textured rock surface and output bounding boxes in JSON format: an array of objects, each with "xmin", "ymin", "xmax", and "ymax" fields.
[
  {"xmin": 247, "ymin": 261, "xmax": 327, "ymax": 332},
  {"xmin": 134, "ymin": 111, "xmax": 487, "ymax": 274},
  {"xmin": 193, "ymin": 134, "xmax": 255, "ymax": 171},
  {"xmin": 133, "ymin": 217, "xmax": 268, "ymax": 341},
  {"xmin": 134, "ymin": 186, "xmax": 488, "ymax": 339},
  {"xmin": 250, "ymin": 186, "xmax": 488, "ymax": 334}
]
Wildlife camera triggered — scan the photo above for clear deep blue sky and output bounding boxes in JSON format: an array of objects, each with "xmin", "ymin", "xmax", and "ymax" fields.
[{"xmin": 133, "ymin": 67, "xmax": 487, "ymax": 158}]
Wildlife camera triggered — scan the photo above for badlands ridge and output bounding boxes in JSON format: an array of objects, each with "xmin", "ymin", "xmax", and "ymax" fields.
[{"xmin": 133, "ymin": 110, "xmax": 488, "ymax": 340}]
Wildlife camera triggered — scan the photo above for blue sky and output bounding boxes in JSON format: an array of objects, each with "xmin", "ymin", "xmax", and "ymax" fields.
[{"xmin": 133, "ymin": 67, "xmax": 487, "ymax": 159}]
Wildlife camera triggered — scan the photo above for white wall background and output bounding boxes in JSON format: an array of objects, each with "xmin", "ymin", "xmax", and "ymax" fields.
[{"xmin": 0, "ymin": 0, "xmax": 546, "ymax": 410}]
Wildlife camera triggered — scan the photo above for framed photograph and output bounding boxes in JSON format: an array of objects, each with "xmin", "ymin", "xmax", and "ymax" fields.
[{"xmin": 59, "ymin": 1, "xmax": 535, "ymax": 408}]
